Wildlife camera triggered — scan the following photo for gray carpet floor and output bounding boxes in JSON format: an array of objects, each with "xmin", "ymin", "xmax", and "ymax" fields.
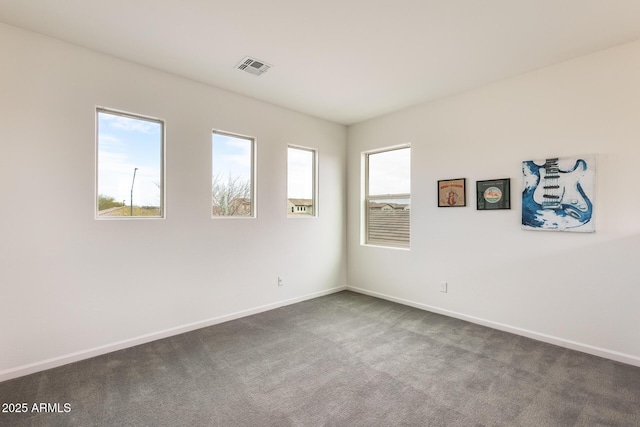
[{"xmin": 1, "ymin": 291, "xmax": 639, "ymax": 426}]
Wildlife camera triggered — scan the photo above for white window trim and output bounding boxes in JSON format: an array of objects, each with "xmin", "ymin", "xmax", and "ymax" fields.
[
  {"xmin": 95, "ymin": 107, "xmax": 166, "ymax": 220},
  {"xmin": 211, "ymin": 129, "xmax": 257, "ymax": 219},
  {"xmin": 363, "ymin": 144, "xmax": 411, "ymax": 249},
  {"xmin": 287, "ymin": 144, "xmax": 318, "ymax": 218}
]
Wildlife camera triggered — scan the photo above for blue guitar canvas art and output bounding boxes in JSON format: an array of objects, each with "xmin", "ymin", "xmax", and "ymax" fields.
[{"xmin": 522, "ymin": 155, "xmax": 595, "ymax": 232}]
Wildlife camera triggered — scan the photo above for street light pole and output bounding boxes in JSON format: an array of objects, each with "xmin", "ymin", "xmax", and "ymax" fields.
[{"xmin": 130, "ymin": 167, "xmax": 138, "ymax": 216}]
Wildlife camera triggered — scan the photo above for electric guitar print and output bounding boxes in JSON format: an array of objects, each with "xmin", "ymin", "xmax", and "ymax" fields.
[{"xmin": 522, "ymin": 156, "xmax": 594, "ymax": 232}]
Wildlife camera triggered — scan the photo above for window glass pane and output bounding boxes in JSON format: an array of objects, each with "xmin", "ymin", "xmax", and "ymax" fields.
[
  {"xmin": 97, "ymin": 109, "xmax": 163, "ymax": 218},
  {"xmin": 212, "ymin": 132, "xmax": 254, "ymax": 217},
  {"xmin": 367, "ymin": 198, "xmax": 410, "ymax": 246},
  {"xmin": 365, "ymin": 146, "xmax": 410, "ymax": 247},
  {"xmin": 368, "ymin": 147, "xmax": 410, "ymax": 196},
  {"xmin": 287, "ymin": 146, "xmax": 315, "ymax": 216}
]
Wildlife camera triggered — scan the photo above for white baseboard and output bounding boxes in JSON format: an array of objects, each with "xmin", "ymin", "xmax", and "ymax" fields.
[
  {"xmin": 346, "ymin": 286, "xmax": 640, "ymax": 368},
  {"xmin": 0, "ymin": 285, "xmax": 347, "ymax": 383}
]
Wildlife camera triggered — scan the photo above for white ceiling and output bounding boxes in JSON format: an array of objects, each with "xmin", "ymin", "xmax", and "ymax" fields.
[{"xmin": 3, "ymin": 1, "xmax": 640, "ymax": 125}]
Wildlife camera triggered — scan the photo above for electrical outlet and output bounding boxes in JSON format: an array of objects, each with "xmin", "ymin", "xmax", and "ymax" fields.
[
  {"xmin": 440, "ymin": 282, "xmax": 448, "ymax": 293},
  {"xmin": 278, "ymin": 276, "xmax": 284, "ymax": 286}
]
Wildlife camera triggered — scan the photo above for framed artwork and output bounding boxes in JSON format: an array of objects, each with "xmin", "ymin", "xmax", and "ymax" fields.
[
  {"xmin": 522, "ymin": 155, "xmax": 595, "ymax": 232},
  {"xmin": 477, "ymin": 179, "xmax": 511, "ymax": 210},
  {"xmin": 438, "ymin": 178, "xmax": 466, "ymax": 207}
]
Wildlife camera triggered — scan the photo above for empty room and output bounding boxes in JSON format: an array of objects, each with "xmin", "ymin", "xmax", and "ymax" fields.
[{"xmin": 1, "ymin": 1, "xmax": 639, "ymax": 426}]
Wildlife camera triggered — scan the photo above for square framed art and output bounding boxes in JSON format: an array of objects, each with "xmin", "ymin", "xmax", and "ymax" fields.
[
  {"xmin": 438, "ymin": 178, "xmax": 466, "ymax": 207},
  {"xmin": 476, "ymin": 178, "xmax": 510, "ymax": 210}
]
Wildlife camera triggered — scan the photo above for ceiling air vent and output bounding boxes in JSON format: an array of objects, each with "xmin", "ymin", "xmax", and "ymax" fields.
[{"xmin": 235, "ymin": 56, "xmax": 272, "ymax": 76}]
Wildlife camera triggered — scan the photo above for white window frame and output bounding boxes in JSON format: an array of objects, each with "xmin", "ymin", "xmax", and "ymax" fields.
[
  {"xmin": 95, "ymin": 107, "xmax": 165, "ymax": 220},
  {"xmin": 363, "ymin": 144, "xmax": 411, "ymax": 248},
  {"xmin": 287, "ymin": 145, "xmax": 318, "ymax": 218},
  {"xmin": 211, "ymin": 129, "xmax": 257, "ymax": 218}
]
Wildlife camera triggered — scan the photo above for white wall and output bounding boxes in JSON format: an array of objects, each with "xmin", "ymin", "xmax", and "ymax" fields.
[
  {"xmin": 0, "ymin": 23, "xmax": 347, "ymax": 380},
  {"xmin": 347, "ymin": 40, "xmax": 640, "ymax": 366}
]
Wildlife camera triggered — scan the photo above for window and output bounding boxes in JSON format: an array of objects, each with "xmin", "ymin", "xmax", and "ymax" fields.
[
  {"xmin": 365, "ymin": 146, "xmax": 411, "ymax": 247},
  {"xmin": 96, "ymin": 108, "xmax": 164, "ymax": 218},
  {"xmin": 287, "ymin": 146, "xmax": 317, "ymax": 217},
  {"xmin": 212, "ymin": 131, "xmax": 255, "ymax": 217}
]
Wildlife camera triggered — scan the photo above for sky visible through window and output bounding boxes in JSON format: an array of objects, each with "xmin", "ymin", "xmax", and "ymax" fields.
[
  {"xmin": 212, "ymin": 133, "xmax": 253, "ymax": 182},
  {"xmin": 97, "ymin": 111, "xmax": 162, "ymax": 209},
  {"xmin": 368, "ymin": 147, "xmax": 411, "ymax": 196},
  {"xmin": 288, "ymin": 147, "xmax": 314, "ymax": 199}
]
